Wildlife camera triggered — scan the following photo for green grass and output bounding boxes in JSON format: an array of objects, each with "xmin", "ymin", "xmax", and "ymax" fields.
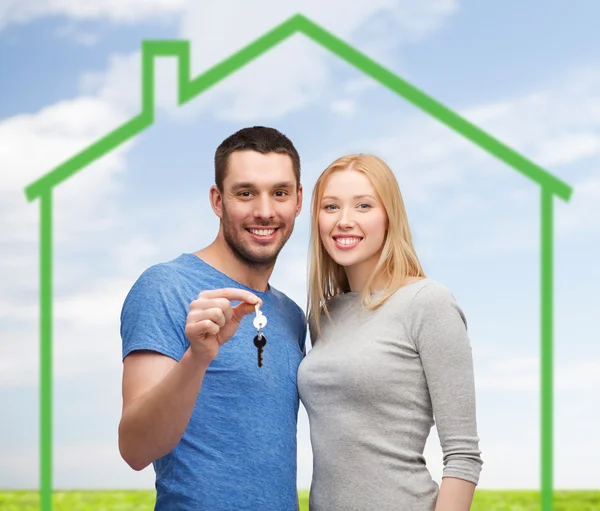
[{"xmin": 0, "ymin": 490, "xmax": 599, "ymax": 510}]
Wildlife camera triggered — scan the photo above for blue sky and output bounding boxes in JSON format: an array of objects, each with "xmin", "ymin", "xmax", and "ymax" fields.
[{"xmin": 1, "ymin": 0, "xmax": 599, "ymax": 492}]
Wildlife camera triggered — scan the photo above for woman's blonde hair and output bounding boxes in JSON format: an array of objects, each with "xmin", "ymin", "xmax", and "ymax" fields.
[{"xmin": 307, "ymin": 153, "xmax": 426, "ymax": 338}]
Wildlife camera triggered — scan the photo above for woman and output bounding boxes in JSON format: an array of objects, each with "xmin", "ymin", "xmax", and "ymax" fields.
[{"xmin": 297, "ymin": 154, "xmax": 483, "ymax": 511}]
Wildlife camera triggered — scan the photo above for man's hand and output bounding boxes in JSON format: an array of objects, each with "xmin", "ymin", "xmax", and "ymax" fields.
[{"xmin": 185, "ymin": 288, "xmax": 262, "ymax": 363}]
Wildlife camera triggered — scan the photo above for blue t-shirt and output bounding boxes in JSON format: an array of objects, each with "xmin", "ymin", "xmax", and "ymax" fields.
[{"xmin": 120, "ymin": 253, "xmax": 307, "ymax": 511}]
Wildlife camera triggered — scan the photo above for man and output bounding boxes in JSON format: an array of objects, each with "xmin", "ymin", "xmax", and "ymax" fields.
[{"xmin": 118, "ymin": 126, "xmax": 307, "ymax": 511}]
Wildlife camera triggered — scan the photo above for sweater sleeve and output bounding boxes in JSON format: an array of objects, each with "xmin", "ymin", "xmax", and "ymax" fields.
[{"xmin": 409, "ymin": 282, "xmax": 483, "ymax": 485}]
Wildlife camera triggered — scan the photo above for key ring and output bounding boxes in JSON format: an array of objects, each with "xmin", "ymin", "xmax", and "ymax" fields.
[{"xmin": 253, "ymin": 303, "xmax": 267, "ymax": 331}]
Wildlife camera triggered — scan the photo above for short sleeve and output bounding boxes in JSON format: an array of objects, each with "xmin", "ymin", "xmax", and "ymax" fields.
[
  {"xmin": 409, "ymin": 282, "xmax": 483, "ymax": 485},
  {"xmin": 120, "ymin": 264, "xmax": 190, "ymax": 362}
]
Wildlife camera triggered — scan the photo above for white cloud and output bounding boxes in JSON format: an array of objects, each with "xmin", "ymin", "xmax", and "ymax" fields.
[
  {"xmin": 463, "ymin": 70, "xmax": 600, "ymax": 173},
  {"xmin": 84, "ymin": 35, "xmax": 332, "ymax": 123},
  {"xmin": 80, "ymin": 52, "xmax": 145, "ymax": 116},
  {"xmin": 0, "ymin": 92, "xmax": 149, "ymax": 398},
  {"xmin": 349, "ymin": 0, "xmax": 458, "ymax": 57},
  {"xmin": 476, "ymin": 356, "xmax": 600, "ymax": 393},
  {"xmin": 0, "ymin": 0, "xmax": 187, "ymax": 29},
  {"xmin": 0, "ymin": 97, "xmax": 128, "ymax": 193},
  {"xmin": 556, "ymin": 174, "xmax": 600, "ymax": 236},
  {"xmin": 192, "ymin": 36, "xmax": 330, "ymax": 123},
  {"xmin": 0, "ymin": 0, "xmax": 458, "ymax": 43},
  {"xmin": 0, "ymin": 277, "xmax": 126, "ymax": 388},
  {"xmin": 330, "ymin": 99, "xmax": 356, "ymax": 117},
  {"xmin": 54, "ymin": 23, "xmax": 100, "ymax": 46},
  {"xmin": 0, "ymin": 95, "xmax": 134, "ymax": 340},
  {"xmin": 344, "ymin": 76, "xmax": 378, "ymax": 95},
  {"xmin": 0, "ymin": 92, "xmax": 159, "ymax": 392},
  {"xmin": 373, "ymin": 67, "xmax": 600, "ymax": 194},
  {"xmin": 0, "ymin": 221, "xmax": 186, "ymax": 389},
  {"xmin": 0, "ymin": 443, "xmax": 156, "ymax": 489},
  {"xmin": 180, "ymin": 0, "xmax": 392, "ymax": 72},
  {"xmin": 535, "ymin": 133, "xmax": 600, "ymax": 168},
  {"xmin": 79, "ymin": 0, "xmax": 457, "ymax": 123},
  {"xmin": 0, "ymin": 341, "xmax": 38, "ymax": 389},
  {"xmin": 394, "ymin": 0, "xmax": 458, "ymax": 39},
  {"xmin": 371, "ymin": 122, "xmax": 480, "ymax": 203}
]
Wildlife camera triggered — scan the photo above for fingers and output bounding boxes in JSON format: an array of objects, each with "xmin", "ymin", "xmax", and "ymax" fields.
[
  {"xmin": 198, "ymin": 288, "xmax": 262, "ymax": 307},
  {"xmin": 187, "ymin": 289, "xmax": 263, "ymax": 333},
  {"xmin": 187, "ymin": 306, "xmax": 227, "ymax": 327},
  {"xmin": 195, "ymin": 288, "xmax": 263, "ymax": 324},
  {"xmin": 231, "ymin": 301, "xmax": 260, "ymax": 323},
  {"xmin": 185, "ymin": 319, "xmax": 220, "ymax": 338},
  {"xmin": 185, "ymin": 297, "xmax": 227, "ymax": 341}
]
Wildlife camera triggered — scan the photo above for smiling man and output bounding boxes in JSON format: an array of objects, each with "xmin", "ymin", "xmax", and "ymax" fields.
[{"xmin": 118, "ymin": 126, "xmax": 307, "ymax": 511}]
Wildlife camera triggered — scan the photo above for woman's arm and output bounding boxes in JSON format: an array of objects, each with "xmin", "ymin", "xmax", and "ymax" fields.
[
  {"xmin": 408, "ymin": 282, "xmax": 484, "ymax": 509},
  {"xmin": 434, "ymin": 477, "xmax": 476, "ymax": 511}
]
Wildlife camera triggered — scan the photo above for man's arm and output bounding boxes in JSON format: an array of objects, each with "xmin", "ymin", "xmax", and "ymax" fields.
[
  {"xmin": 118, "ymin": 347, "xmax": 211, "ymax": 471},
  {"xmin": 118, "ymin": 287, "xmax": 261, "ymax": 471}
]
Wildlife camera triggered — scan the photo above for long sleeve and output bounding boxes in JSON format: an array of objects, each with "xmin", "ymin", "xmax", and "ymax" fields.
[{"xmin": 409, "ymin": 282, "xmax": 484, "ymax": 485}]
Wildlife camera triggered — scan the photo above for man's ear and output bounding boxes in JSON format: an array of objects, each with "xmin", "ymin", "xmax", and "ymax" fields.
[
  {"xmin": 295, "ymin": 183, "xmax": 303, "ymax": 217},
  {"xmin": 210, "ymin": 185, "xmax": 223, "ymax": 219}
]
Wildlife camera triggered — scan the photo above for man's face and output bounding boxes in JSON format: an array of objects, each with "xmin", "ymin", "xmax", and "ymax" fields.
[{"xmin": 213, "ymin": 150, "xmax": 302, "ymax": 267}]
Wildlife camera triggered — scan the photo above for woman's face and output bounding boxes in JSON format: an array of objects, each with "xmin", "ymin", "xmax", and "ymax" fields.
[{"xmin": 318, "ymin": 169, "xmax": 388, "ymax": 288}]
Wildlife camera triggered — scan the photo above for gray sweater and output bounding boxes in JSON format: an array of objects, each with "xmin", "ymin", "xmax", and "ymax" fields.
[{"xmin": 297, "ymin": 278, "xmax": 483, "ymax": 511}]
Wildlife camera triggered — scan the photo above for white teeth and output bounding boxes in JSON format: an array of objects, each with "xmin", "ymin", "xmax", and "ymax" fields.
[
  {"xmin": 336, "ymin": 237, "xmax": 360, "ymax": 246},
  {"xmin": 250, "ymin": 229, "xmax": 275, "ymax": 236}
]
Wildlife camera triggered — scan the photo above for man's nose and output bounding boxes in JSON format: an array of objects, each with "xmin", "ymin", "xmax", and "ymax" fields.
[{"xmin": 254, "ymin": 194, "xmax": 276, "ymax": 219}]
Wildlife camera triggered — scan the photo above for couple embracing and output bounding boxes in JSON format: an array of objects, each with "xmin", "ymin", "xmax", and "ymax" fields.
[{"xmin": 118, "ymin": 126, "xmax": 483, "ymax": 511}]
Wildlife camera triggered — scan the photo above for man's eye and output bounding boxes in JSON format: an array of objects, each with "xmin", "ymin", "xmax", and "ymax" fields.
[{"xmin": 275, "ymin": 191, "xmax": 288, "ymax": 197}]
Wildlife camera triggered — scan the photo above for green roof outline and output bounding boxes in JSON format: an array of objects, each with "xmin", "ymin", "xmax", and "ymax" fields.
[{"xmin": 23, "ymin": 13, "xmax": 572, "ymax": 511}]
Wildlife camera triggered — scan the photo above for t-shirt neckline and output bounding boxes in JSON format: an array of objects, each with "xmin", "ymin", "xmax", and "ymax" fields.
[{"xmin": 181, "ymin": 252, "xmax": 274, "ymax": 297}]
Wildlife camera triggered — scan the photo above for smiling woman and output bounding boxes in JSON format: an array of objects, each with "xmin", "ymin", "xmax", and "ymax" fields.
[
  {"xmin": 307, "ymin": 153, "xmax": 425, "ymax": 323},
  {"xmin": 299, "ymin": 153, "xmax": 483, "ymax": 511},
  {"xmin": 318, "ymin": 170, "xmax": 390, "ymax": 292}
]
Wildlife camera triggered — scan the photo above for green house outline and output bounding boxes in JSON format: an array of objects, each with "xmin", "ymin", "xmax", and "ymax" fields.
[{"xmin": 23, "ymin": 13, "xmax": 573, "ymax": 511}]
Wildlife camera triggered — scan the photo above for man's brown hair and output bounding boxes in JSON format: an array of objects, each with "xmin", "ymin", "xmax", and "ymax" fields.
[{"xmin": 214, "ymin": 126, "xmax": 301, "ymax": 190}]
